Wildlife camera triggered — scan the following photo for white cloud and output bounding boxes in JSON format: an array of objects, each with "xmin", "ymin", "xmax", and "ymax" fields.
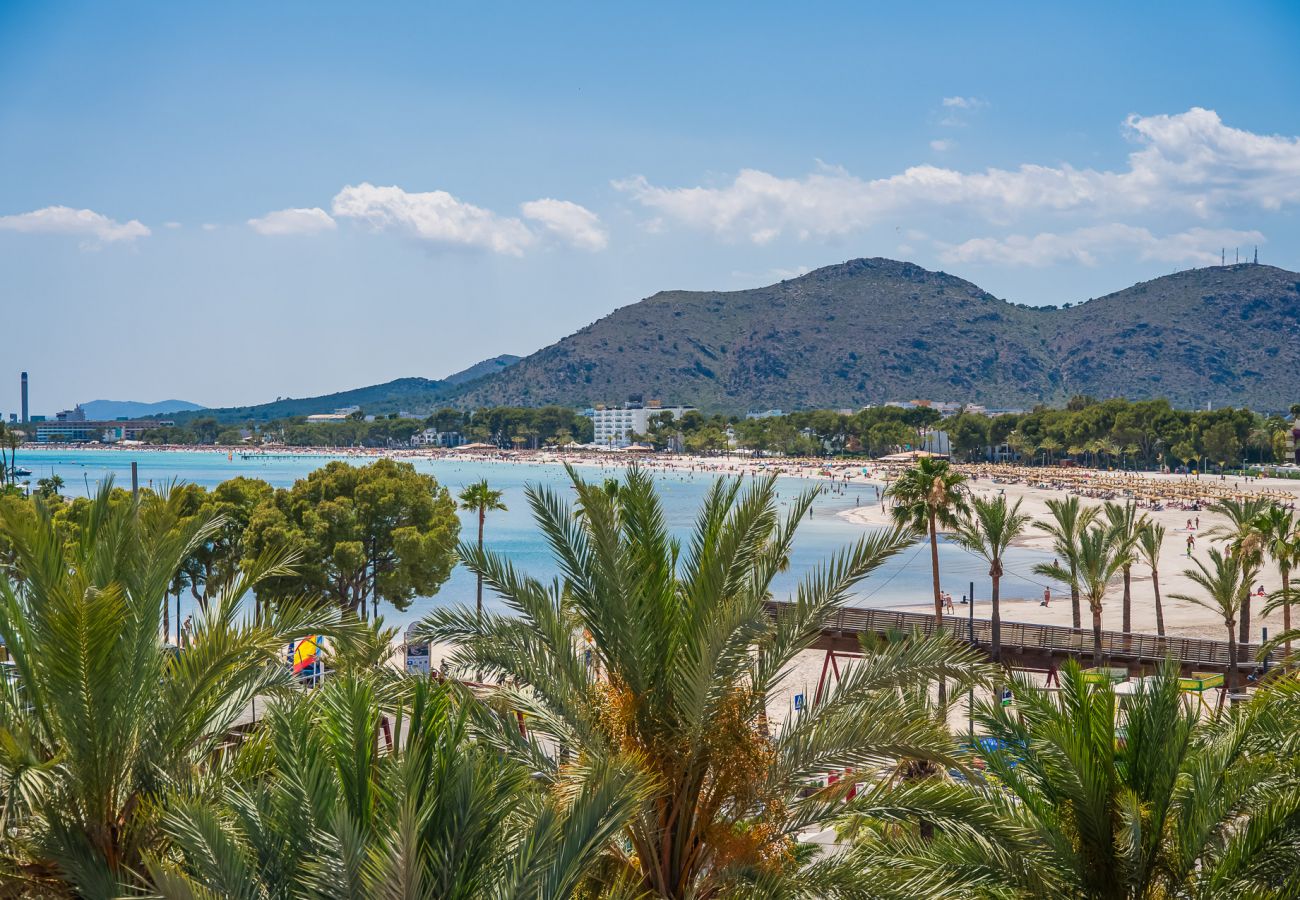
[
  {"xmin": 247, "ymin": 207, "xmax": 336, "ymax": 236},
  {"xmin": 331, "ymin": 183, "xmax": 534, "ymax": 255},
  {"xmin": 0, "ymin": 205, "xmax": 149, "ymax": 244},
  {"xmin": 163, "ymin": 221, "xmax": 182, "ymax": 229},
  {"xmin": 615, "ymin": 109, "xmax": 1300, "ymax": 244},
  {"xmin": 929, "ymin": 139, "xmax": 955, "ymax": 152},
  {"xmin": 201, "ymin": 223, "xmax": 219, "ymax": 231},
  {"xmin": 520, "ymin": 198, "xmax": 608, "ymax": 251},
  {"xmin": 939, "ymin": 96, "xmax": 988, "ymax": 126},
  {"xmin": 729, "ymin": 265, "xmax": 812, "ymax": 282},
  {"xmin": 939, "ymin": 224, "xmax": 1266, "ymax": 268}
]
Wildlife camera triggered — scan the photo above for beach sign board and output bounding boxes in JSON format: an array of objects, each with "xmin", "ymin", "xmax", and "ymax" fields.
[{"xmin": 405, "ymin": 641, "xmax": 431, "ymax": 675}]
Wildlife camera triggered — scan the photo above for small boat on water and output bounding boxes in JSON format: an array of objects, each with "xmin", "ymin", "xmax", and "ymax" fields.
[{"xmin": 7, "ymin": 467, "xmax": 31, "ymax": 478}]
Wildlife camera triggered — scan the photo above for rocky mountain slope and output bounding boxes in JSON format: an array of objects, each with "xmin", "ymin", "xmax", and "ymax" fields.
[{"xmin": 453, "ymin": 259, "xmax": 1300, "ymax": 412}]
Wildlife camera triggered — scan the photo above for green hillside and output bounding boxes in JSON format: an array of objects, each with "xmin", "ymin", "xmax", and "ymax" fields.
[
  {"xmin": 169, "ymin": 378, "xmax": 455, "ymax": 424},
  {"xmin": 171, "ymin": 356, "xmax": 521, "ymax": 424}
]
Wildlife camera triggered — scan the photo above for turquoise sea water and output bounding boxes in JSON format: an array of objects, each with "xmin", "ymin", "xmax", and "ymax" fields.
[{"xmin": 11, "ymin": 448, "xmax": 1062, "ymax": 631}]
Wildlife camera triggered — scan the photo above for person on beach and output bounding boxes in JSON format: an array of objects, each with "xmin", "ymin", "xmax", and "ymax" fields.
[{"xmin": 1041, "ymin": 587, "xmax": 1051, "ymax": 608}]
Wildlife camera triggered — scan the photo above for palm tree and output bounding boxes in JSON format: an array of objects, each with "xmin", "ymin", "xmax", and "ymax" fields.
[
  {"xmin": 1038, "ymin": 436, "xmax": 1061, "ymax": 466},
  {"xmin": 1097, "ymin": 437, "xmax": 1120, "ymax": 468},
  {"xmin": 868, "ymin": 662, "xmax": 1300, "ymax": 897},
  {"xmin": 953, "ymin": 494, "xmax": 1031, "ymax": 662},
  {"xmin": 458, "ymin": 479, "xmax": 507, "ymax": 637},
  {"xmin": 1035, "ymin": 496, "xmax": 1100, "ymax": 630},
  {"xmin": 1103, "ymin": 500, "xmax": 1145, "ymax": 636},
  {"xmin": 1036, "ymin": 524, "xmax": 1124, "ymax": 664},
  {"xmin": 1170, "ymin": 547, "xmax": 1245, "ymax": 694},
  {"xmin": 1, "ymin": 427, "xmax": 19, "ymax": 488},
  {"xmin": 1255, "ymin": 506, "xmax": 1298, "ymax": 656},
  {"xmin": 417, "ymin": 466, "xmax": 992, "ymax": 898},
  {"xmin": 1136, "ymin": 519, "xmax": 1167, "ymax": 638},
  {"xmin": 1206, "ymin": 497, "xmax": 1269, "ymax": 643},
  {"xmin": 884, "ymin": 456, "xmax": 969, "ymax": 628},
  {"xmin": 0, "ymin": 481, "xmax": 352, "ymax": 896},
  {"xmin": 148, "ymin": 673, "xmax": 642, "ymax": 898}
]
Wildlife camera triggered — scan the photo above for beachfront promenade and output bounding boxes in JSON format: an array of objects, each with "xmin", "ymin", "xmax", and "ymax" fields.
[{"xmin": 766, "ymin": 601, "xmax": 1263, "ymax": 677}]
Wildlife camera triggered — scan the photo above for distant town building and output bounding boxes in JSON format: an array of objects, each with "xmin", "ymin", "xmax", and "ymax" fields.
[
  {"xmin": 410, "ymin": 429, "xmax": 462, "ymax": 448},
  {"xmin": 746, "ymin": 409, "xmax": 784, "ymax": 419},
  {"xmin": 1288, "ymin": 417, "xmax": 1300, "ymax": 464},
  {"xmin": 919, "ymin": 429, "xmax": 951, "ymax": 455},
  {"xmin": 54, "ymin": 405, "xmax": 87, "ymax": 422},
  {"xmin": 885, "ymin": 400, "xmax": 988, "ymax": 416},
  {"xmin": 305, "ymin": 405, "xmax": 364, "ymax": 423},
  {"xmin": 34, "ymin": 419, "xmax": 173, "ymax": 443},
  {"xmin": 589, "ymin": 400, "xmax": 694, "ymax": 447}
]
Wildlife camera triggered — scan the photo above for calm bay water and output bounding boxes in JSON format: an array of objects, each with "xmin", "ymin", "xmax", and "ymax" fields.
[{"xmin": 13, "ymin": 447, "xmax": 1061, "ymax": 631}]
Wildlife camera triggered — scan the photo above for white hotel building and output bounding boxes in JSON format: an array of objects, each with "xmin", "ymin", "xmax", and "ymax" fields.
[{"xmin": 589, "ymin": 402, "xmax": 694, "ymax": 447}]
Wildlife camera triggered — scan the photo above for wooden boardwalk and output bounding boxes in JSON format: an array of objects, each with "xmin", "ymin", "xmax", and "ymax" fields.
[{"xmin": 766, "ymin": 601, "xmax": 1261, "ymax": 676}]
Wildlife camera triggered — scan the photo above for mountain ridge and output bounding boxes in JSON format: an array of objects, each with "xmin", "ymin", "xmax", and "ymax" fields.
[
  {"xmin": 79, "ymin": 399, "xmax": 206, "ymax": 419},
  {"xmin": 169, "ymin": 260, "xmax": 1300, "ymax": 421},
  {"xmin": 450, "ymin": 258, "xmax": 1300, "ymax": 412},
  {"xmin": 168, "ymin": 356, "xmax": 522, "ymax": 424}
]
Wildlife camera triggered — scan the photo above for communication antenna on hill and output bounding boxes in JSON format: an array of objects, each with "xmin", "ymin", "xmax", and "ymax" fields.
[
  {"xmin": 1254, "ymin": 245, "xmax": 1259, "ymax": 264},
  {"xmin": 1235, "ymin": 248, "xmax": 1239, "ymax": 264},
  {"xmin": 1221, "ymin": 248, "xmax": 1225, "ymax": 266}
]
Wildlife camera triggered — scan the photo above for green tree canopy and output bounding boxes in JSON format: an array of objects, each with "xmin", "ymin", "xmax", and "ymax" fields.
[{"xmin": 243, "ymin": 459, "xmax": 460, "ymax": 617}]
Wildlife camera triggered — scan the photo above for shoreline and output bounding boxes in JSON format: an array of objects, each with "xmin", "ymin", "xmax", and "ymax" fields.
[{"xmin": 18, "ymin": 444, "xmax": 1300, "ymax": 642}]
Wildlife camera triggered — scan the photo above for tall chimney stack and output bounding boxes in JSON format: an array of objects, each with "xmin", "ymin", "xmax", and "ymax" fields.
[{"xmin": 20, "ymin": 371, "xmax": 28, "ymax": 424}]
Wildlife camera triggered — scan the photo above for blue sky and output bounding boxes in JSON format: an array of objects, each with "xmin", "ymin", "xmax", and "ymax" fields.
[{"xmin": 2, "ymin": 0, "xmax": 1299, "ymax": 412}]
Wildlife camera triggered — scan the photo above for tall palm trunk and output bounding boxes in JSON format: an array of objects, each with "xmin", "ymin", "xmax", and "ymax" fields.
[
  {"xmin": 476, "ymin": 508, "xmax": 486, "ymax": 628},
  {"xmin": 474, "ymin": 507, "xmax": 487, "ymax": 683},
  {"xmin": 1070, "ymin": 575, "xmax": 1081, "ymax": 630},
  {"xmin": 1152, "ymin": 567, "xmax": 1165, "ymax": 638},
  {"xmin": 1226, "ymin": 619, "xmax": 1239, "ymax": 695},
  {"xmin": 928, "ymin": 511, "xmax": 947, "ymax": 704},
  {"xmin": 1239, "ymin": 592, "xmax": 1251, "ymax": 645},
  {"xmin": 1284, "ymin": 567, "xmax": 1292, "ymax": 656},
  {"xmin": 990, "ymin": 568, "xmax": 1002, "ymax": 663},
  {"xmin": 1121, "ymin": 565, "xmax": 1132, "ymax": 634},
  {"xmin": 928, "ymin": 511, "xmax": 941, "ymax": 626},
  {"xmin": 1091, "ymin": 603, "xmax": 1103, "ymax": 666}
]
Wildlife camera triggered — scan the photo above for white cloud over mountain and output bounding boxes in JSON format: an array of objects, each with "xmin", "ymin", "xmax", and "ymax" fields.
[
  {"xmin": 247, "ymin": 207, "xmax": 336, "ymax": 235},
  {"xmin": 0, "ymin": 205, "xmax": 150, "ymax": 244},
  {"xmin": 329, "ymin": 184, "xmax": 606, "ymax": 255},
  {"xmin": 520, "ymin": 198, "xmax": 609, "ymax": 251},
  {"xmin": 614, "ymin": 108, "xmax": 1300, "ymax": 250},
  {"xmin": 331, "ymin": 183, "xmax": 536, "ymax": 255},
  {"xmin": 940, "ymin": 224, "xmax": 1266, "ymax": 267}
]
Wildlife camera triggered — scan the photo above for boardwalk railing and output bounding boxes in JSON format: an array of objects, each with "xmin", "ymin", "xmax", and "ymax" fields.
[{"xmin": 765, "ymin": 602, "xmax": 1259, "ymax": 673}]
